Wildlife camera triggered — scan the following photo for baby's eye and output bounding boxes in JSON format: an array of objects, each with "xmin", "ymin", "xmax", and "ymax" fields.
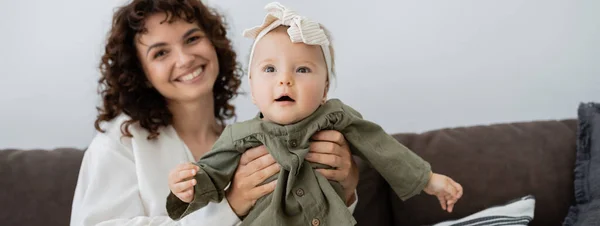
[
  {"xmin": 296, "ymin": 67, "xmax": 311, "ymax": 73},
  {"xmin": 264, "ymin": 66, "xmax": 276, "ymax": 73}
]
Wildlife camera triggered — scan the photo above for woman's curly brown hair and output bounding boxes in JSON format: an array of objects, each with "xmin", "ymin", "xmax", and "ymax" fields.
[{"xmin": 94, "ymin": 0, "xmax": 242, "ymax": 139}]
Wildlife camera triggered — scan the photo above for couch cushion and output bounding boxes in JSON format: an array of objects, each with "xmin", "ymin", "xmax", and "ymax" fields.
[
  {"xmin": 0, "ymin": 148, "xmax": 84, "ymax": 226},
  {"xmin": 390, "ymin": 119, "xmax": 577, "ymax": 226},
  {"xmin": 563, "ymin": 103, "xmax": 600, "ymax": 225},
  {"xmin": 353, "ymin": 155, "xmax": 394, "ymax": 226},
  {"xmin": 432, "ymin": 195, "xmax": 535, "ymax": 226},
  {"xmin": 353, "ymin": 133, "xmax": 418, "ymax": 226}
]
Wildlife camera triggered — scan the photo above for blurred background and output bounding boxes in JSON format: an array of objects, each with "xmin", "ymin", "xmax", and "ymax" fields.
[{"xmin": 1, "ymin": 0, "xmax": 598, "ymax": 149}]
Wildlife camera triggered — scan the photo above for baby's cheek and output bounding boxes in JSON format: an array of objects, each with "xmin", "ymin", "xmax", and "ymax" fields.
[
  {"xmin": 308, "ymin": 85, "xmax": 327, "ymax": 100},
  {"xmin": 253, "ymin": 90, "xmax": 271, "ymax": 106}
]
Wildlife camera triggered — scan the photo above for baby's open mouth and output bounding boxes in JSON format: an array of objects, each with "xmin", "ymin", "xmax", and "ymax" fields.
[{"xmin": 275, "ymin": 95, "xmax": 295, "ymax": 102}]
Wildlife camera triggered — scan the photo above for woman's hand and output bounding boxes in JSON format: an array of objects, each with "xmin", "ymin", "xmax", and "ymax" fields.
[
  {"xmin": 225, "ymin": 145, "xmax": 280, "ymax": 217},
  {"xmin": 305, "ymin": 130, "xmax": 359, "ymax": 206}
]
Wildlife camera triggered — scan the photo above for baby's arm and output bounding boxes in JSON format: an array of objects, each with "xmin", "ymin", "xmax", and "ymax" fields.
[
  {"xmin": 337, "ymin": 102, "xmax": 462, "ymax": 212},
  {"xmin": 166, "ymin": 126, "xmax": 242, "ymax": 221},
  {"xmin": 337, "ymin": 103, "xmax": 432, "ymax": 200}
]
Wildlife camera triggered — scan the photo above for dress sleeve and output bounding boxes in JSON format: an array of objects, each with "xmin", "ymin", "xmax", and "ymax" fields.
[
  {"xmin": 336, "ymin": 103, "xmax": 432, "ymax": 201},
  {"xmin": 166, "ymin": 125, "xmax": 243, "ymax": 220}
]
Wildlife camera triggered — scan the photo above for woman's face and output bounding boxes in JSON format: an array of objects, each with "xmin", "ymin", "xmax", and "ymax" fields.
[{"xmin": 135, "ymin": 13, "xmax": 219, "ymax": 104}]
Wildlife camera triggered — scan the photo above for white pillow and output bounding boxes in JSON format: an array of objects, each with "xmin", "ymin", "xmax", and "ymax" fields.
[{"xmin": 432, "ymin": 195, "xmax": 535, "ymax": 226}]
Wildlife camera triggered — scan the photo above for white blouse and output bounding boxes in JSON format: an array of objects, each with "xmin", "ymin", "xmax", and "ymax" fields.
[{"xmin": 70, "ymin": 114, "xmax": 357, "ymax": 226}]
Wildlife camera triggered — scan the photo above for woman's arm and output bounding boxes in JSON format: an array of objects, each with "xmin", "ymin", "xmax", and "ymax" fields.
[
  {"xmin": 70, "ymin": 132, "xmax": 180, "ymax": 226},
  {"xmin": 71, "ymin": 129, "xmax": 246, "ymax": 226},
  {"xmin": 224, "ymin": 146, "xmax": 279, "ymax": 217},
  {"xmin": 177, "ymin": 198, "xmax": 242, "ymax": 226},
  {"xmin": 306, "ymin": 130, "xmax": 360, "ymax": 211}
]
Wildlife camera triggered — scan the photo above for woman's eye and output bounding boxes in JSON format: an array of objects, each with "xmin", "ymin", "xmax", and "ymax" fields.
[
  {"xmin": 186, "ymin": 36, "xmax": 201, "ymax": 44},
  {"xmin": 154, "ymin": 50, "xmax": 167, "ymax": 59},
  {"xmin": 297, "ymin": 67, "xmax": 311, "ymax": 73},
  {"xmin": 264, "ymin": 66, "xmax": 275, "ymax": 73}
]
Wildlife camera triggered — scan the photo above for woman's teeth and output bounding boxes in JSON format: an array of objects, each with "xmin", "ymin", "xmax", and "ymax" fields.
[{"xmin": 180, "ymin": 67, "xmax": 203, "ymax": 82}]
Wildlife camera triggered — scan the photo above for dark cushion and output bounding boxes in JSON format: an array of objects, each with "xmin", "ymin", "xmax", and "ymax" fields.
[
  {"xmin": 563, "ymin": 103, "xmax": 600, "ymax": 225},
  {"xmin": 0, "ymin": 148, "xmax": 84, "ymax": 226},
  {"xmin": 353, "ymin": 155, "xmax": 394, "ymax": 226},
  {"xmin": 353, "ymin": 133, "xmax": 418, "ymax": 226},
  {"xmin": 390, "ymin": 119, "xmax": 577, "ymax": 226}
]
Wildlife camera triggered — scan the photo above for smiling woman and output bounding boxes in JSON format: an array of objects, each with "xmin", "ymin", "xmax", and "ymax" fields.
[{"xmin": 94, "ymin": 1, "xmax": 240, "ymax": 140}]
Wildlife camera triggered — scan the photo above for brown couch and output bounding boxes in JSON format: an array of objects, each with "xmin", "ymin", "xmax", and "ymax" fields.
[{"xmin": 0, "ymin": 119, "xmax": 578, "ymax": 226}]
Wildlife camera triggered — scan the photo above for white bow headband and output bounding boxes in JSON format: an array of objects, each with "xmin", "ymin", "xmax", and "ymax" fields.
[{"xmin": 242, "ymin": 2, "xmax": 334, "ymax": 81}]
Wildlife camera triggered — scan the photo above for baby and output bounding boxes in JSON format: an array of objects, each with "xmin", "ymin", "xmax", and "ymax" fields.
[{"xmin": 166, "ymin": 2, "xmax": 463, "ymax": 226}]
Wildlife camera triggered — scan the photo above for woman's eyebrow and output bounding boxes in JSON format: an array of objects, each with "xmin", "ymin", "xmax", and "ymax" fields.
[
  {"xmin": 182, "ymin": 28, "xmax": 203, "ymax": 40},
  {"xmin": 146, "ymin": 43, "xmax": 167, "ymax": 57}
]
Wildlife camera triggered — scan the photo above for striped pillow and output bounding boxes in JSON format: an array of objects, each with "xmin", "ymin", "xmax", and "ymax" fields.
[{"xmin": 432, "ymin": 195, "xmax": 535, "ymax": 226}]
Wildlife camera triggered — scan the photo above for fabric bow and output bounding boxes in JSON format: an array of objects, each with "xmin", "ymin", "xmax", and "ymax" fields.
[
  {"xmin": 243, "ymin": 2, "xmax": 330, "ymax": 46},
  {"xmin": 243, "ymin": 2, "xmax": 333, "ymax": 79}
]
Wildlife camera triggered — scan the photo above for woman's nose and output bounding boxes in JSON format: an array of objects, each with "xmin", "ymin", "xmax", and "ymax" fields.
[{"xmin": 175, "ymin": 49, "xmax": 194, "ymax": 69}]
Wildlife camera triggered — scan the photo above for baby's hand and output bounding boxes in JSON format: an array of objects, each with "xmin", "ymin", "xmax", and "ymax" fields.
[
  {"xmin": 168, "ymin": 162, "xmax": 200, "ymax": 203},
  {"xmin": 423, "ymin": 173, "xmax": 463, "ymax": 213}
]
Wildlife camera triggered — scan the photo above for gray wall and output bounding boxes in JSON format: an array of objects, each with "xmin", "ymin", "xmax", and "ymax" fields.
[{"xmin": 1, "ymin": 0, "xmax": 598, "ymax": 149}]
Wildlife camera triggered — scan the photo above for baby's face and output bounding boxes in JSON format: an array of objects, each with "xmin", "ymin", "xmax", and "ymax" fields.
[{"xmin": 249, "ymin": 26, "xmax": 329, "ymax": 125}]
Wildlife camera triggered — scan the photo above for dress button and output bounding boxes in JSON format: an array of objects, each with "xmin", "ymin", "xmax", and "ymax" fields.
[
  {"xmin": 289, "ymin": 139, "xmax": 298, "ymax": 148},
  {"xmin": 295, "ymin": 188, "xmax": 305, "ymax": 197},
  {"xmin": 311, "ymin": 218, "xmax": 320, "ymax": 226}
]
